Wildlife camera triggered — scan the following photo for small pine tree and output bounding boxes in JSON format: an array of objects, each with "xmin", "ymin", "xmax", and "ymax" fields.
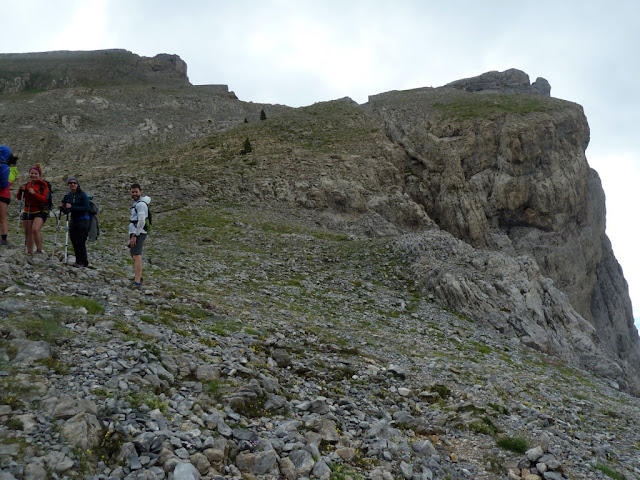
[
  {"xmin": 244, "ymin": 118, "xmax": 248, "ymax": 123},
  {"xmin": 240, "ymin": 138, "xmax": 253, "ymax": 155},
  {"xmin": 260, "ymin": 109, "xmax": 267, "ymax": 121}
]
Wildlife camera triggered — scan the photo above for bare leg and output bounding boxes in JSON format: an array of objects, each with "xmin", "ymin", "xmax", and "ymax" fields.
[
  {"xmin": 32, "ymin": 217, "xmax": 45, "ymax": 253},
  {"xmin": 132, "ymin": 254, "xmax": 143, "ymax": 283},
  {"xmin": 0, "ymin": 202, "xmax": 8, "ymax": 236}
]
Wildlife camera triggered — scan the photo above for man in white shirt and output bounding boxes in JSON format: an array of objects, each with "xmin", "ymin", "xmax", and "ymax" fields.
[{"xmin": 128, "ymin": 183, "xmax": 150, "ymax": 289}]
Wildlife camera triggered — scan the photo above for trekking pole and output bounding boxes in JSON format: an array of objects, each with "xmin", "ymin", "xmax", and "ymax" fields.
[
  {"xmin": 16, "ymin": 199, "xmax": 23, "ymax": 232},
  {"xmin": 17, "ymin": 182, "xmax": 27, "ymax": 234},
  {"xmin": 64, "ymin": 212, "xmax": 70, "ymax": 264},
  {"xmin": 23, "ymin": 188, "xmax": 30, "ymax": 254},
  {"xmin": 51, "ymin": 208, "xmax": 61, "ymax": 258}
]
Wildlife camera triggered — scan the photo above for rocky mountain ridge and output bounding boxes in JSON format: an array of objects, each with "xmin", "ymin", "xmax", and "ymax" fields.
[
  {"xmin": 0, "ymin": 50, "xmax": 639, "ymax": 479},
  {"xmin": 0, "ymin": 50, "xmax": 190, "ymax": 93}
]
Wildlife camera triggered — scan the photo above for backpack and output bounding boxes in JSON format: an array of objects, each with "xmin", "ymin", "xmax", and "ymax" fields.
[
  {"xmin": 43, "ymin": 181, "xmax": 53, "ymax": 213},
  {"xmin": 132, "ymin": 199, "xmax": 152, "ymax": 234},
  {"xmin": 141, "ymin": 200, "xmax": 152, "ymax": 234},
  {"xmin": 87, "ymin": 194, "xmax": 100, "ymax": 242}
]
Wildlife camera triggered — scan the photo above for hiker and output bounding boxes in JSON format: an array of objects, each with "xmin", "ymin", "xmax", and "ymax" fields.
[
  {"xmin": 128, "ymin": 183, "xmax": 151, "ymax": 288},
  {"xmin": 0, "ymin": 146, "xmax": 18, "ymax": 246},
  {"xmin": 16, "ymin": 163, "xmax": 49, "ymax": 254},
  {"xmin": 61, "ymin": 176, "xmax": 90, "ymax": 267}
]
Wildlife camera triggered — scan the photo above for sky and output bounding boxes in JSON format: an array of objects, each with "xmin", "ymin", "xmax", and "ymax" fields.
[{"xmin": 3, "ymin": 0, "xmax": 640, "ymax": 328}]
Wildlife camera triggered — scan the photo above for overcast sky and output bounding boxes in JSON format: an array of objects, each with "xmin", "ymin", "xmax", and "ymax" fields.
[{"xmin": 4, "ymin": 0, "xmax": 640, "ymax": 327}]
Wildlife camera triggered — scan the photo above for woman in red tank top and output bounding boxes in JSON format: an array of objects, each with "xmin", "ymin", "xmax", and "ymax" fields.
[{"xmin": 16, "ymin": 164, "xmax": 50, "ymax": 254}]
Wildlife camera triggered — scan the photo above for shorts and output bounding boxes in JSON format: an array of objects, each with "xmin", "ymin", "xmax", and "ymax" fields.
[
  {"xmin": 21, "ymin": 211, "xmax": 48, "ymax": 222},
  {"xmin": 129, "ymin": 233, "xmax": 146, "ymax": 256},
  {"xmin": 0, "ymin": 197, "xmax": 9, "ymax": 205}
]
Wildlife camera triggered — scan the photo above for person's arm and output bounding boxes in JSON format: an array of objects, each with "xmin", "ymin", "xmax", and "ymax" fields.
[
  {"xmin": 30, "ymin": 182, "xmax": 48, "ymax": 203},
  {"xmin": 0, "ymin": 165, "xmax": 8, "ymax": 190},
  {"xmin": 133, "ymin": 202, "xmax": 147, "ymax": 235},
  {"xmin": 16, "ymin": 183, "xmax": 27, "ymax": 200}
]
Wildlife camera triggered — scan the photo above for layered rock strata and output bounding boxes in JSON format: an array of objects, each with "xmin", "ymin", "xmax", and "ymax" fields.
[{"xmin": 365, "ymin": 70, "xmax": 640, "ymax": 388}]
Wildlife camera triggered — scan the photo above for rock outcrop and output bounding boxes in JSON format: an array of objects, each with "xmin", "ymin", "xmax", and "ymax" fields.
[
  {"xmin": 0, "ymin": 49, "xmax": 191, "ymax": 93},
  {"xmin": 365, "ymin": 70, "xmax": 640, "ymax": 388},
  {"xmin": 445, "ymin": 68, "xmax": 551, "ymax": 96}
]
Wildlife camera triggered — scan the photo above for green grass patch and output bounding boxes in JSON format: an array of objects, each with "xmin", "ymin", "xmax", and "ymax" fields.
[
  {"xmin": 488, "ymin": 403, "xmax": 510, "ymax": 415},
  {"xmin": 203, "ymin": 379, "xmax": 227, "ymax": 402},
  {"xmin": 496, "ymin": 436, "xmax": 528, "ymax": 454},
  {"xmin": 593, "ymin": 463, "xmax": 624, "ymax": 480},
  {"xmin": 5, "ymin": 417, "xmax": 24, "ymax": 431},
  {"xmin": 35, "ymin": 357, "xmax": 69, "ymax": 374},
  {"xmin": 600, "ymin": 408, "xmax": 619, "ymax": 418},
  {"xmin": 471, "ymin": 341, "xmax": 492, "ymax": 354},
  {"xmin": 50, "ymin": 295, "xmax": 105, "ymax": 315},
  {"xmin": 469, "ymin": 417, "xmax": 498, "ymax": 436},
  {"xmin": 17, "ymin": 311, "xmax": 72, "ymax": 343},
  {"xmin": 433, "ymin": 94, "xmax": 554, "ymax": 121},
  {"xmin": 430, "ymin": 384, "xmax": 451, "ymax": 399},
  {"xmin": 204, "ymin": 318, "xmax": 243, "ymax": 336},
  {"xmin": 0, "ymin": 378, "xmax": 37, "ymax": 409},
  {"xmin": 124, "ymin": 391, "xmax": 168, "ymax": 413},
  {"xmin": 169, "ymin": 304, "xmax": 209, "ymax": 320},
  {"xmin": 329, "ymin": 462, "xmax": 365, "ymax": 480}
]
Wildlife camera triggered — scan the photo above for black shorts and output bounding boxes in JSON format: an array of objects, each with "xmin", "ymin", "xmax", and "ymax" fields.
[
  {"xmin": 129, "ymin": 233, "xmax": 146, "ymax": 256},
  {"xmin": 21, "ymin": 211, "xmax": 48, "ymax": 223},
  {"xmin": 0, "ymin": 197, "xmax": 9, "ymax": 205}
]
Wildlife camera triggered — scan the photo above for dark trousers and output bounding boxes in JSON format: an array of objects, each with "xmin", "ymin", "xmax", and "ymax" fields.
[{"xmin": 69, "ymin": 218, "xmax": 90, "ymax": 266}]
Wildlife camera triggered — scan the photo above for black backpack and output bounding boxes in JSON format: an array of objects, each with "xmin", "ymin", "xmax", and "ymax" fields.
[
  {"xmin": 87, "ymin": 194, "xmax": 100, "ymax": 241},
  {"xmin": 44, "ymin": 181, "xmax": 53, "ymax": 213}
]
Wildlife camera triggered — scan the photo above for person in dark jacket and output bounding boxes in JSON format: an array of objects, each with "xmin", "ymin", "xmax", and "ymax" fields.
[{"xmin": 61, "ymin": 176, "xmax": 90, "ymax": 267}]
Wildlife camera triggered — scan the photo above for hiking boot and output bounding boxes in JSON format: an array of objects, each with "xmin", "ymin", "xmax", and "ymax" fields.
[
  {"xmin": 132, "ymin": 282, "xmax": 142, "ymax": 290},
  {"xmin": 1, "ymin": 239, "xmax": 7, "ymax": 246}
]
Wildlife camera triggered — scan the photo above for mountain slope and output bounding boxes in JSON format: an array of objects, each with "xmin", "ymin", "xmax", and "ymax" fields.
[{"xmin": 0, "ymin": 51, "xmax": 639, "ymax": 479}]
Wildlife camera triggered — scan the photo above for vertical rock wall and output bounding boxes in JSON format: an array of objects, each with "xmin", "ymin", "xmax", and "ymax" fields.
[{"xmin": 367, "ymin": 71, "xmax": 640, "ymax": 375}]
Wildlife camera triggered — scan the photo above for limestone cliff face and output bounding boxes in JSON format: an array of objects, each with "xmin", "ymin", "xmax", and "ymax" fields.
[
  {"xmin": 0, "ymin": 49, "xmax": 189, "ymax": 93},
  {"xmin": 366, "ymin": 70, "xmax": 640, "ymax": 379}
]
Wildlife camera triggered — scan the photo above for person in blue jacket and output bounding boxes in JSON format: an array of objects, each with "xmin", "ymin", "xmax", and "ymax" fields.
[
  {"xmin": 0, "ymin": 146, "xmax": 18, "ymax": 246},
  {"xmin": 60, "ymin": 176, "xmax": 90, "ymax": 267}
]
